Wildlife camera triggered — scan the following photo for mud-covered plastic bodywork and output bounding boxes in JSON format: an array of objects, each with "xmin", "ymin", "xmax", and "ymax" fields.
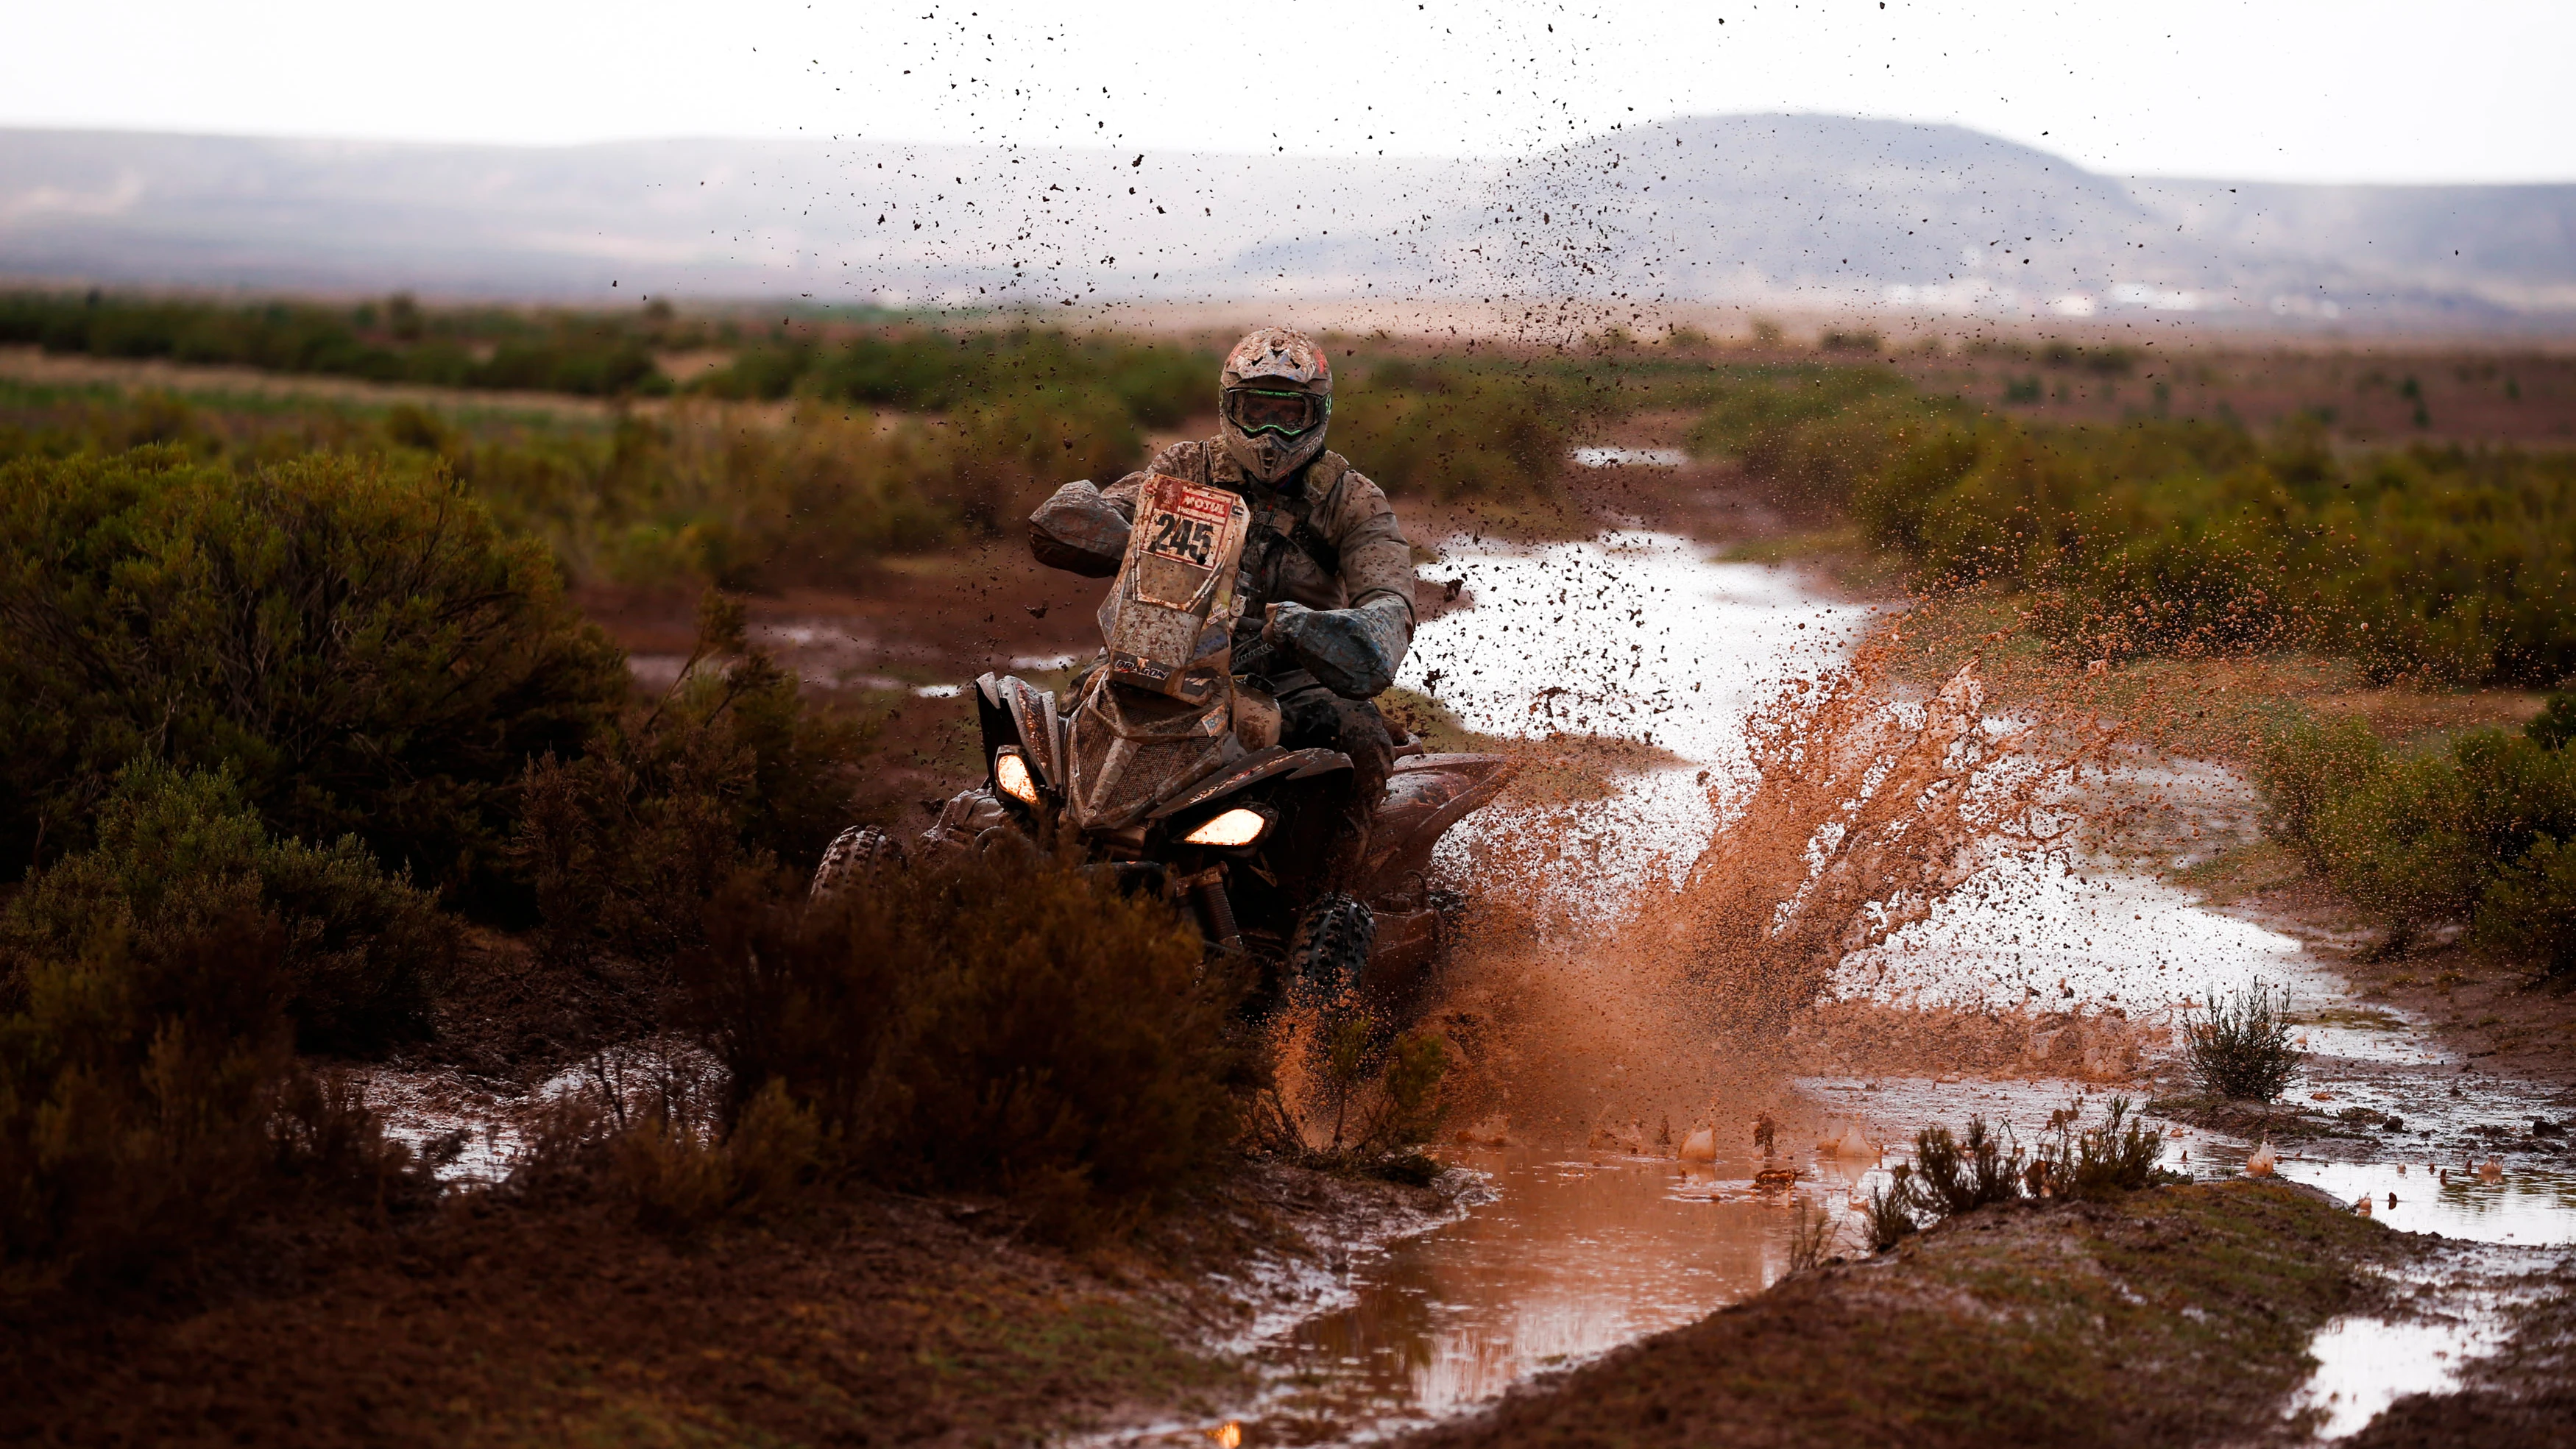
[
  {"xmin": 815, "ymin": 470, "xmax": 1516, "ymax": 1007},
  {"xmin": 949, "ymin": 666, "xmax": 1515, "ymax": 1004}
]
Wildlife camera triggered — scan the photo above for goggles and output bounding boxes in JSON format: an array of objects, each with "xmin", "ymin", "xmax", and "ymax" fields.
[{"xmin": 1222, "ymin": 386, "xmax": 1327, "ymax": 439}]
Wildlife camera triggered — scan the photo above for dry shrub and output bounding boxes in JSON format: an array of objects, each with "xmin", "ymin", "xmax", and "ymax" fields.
[
  {"xmin": 2030, "ymin": 1097, "xmax": 2180, "ymax": 1201},
  {"xmin": 514, "ymin": 592, "xmax": 867, "ymax": 971},
  {"xmin": 668, "ymin": 841, "xmax": 1252, "ymax": 1242},
  {"xmin": 0, "ymin": 909, "xmax": 425, "ymax": 1290},
  {"xmin": 2181, "ymin": 982, "xmax": 2300, "ymax": 1103},
  {"xmin": 1788, "ymin": 1196, "xmax": 1841, "ymax": 1272},
  {"xmin": 1869, "ymin": 1099, "xmax": 2178, "ymax": 1250},
  {"xmin": 606, "ymin": 1080, "xmax": 824, "ymax": 1234},
  {"xmin": 1252, "ymin": 1011, "xmax": 1453, "ymax": 1177}
]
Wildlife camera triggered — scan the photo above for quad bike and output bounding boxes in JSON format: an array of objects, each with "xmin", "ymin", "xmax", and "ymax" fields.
[{"xmin": 813, "ymin": 472, "xmax": 1516, "ymax": 1014}]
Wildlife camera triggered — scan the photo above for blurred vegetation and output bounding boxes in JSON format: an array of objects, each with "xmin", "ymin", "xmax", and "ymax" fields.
[
  {"xmin": 1334, "ymin": 358, "xmax": 1584, "ymax": 503},
  {"xmin": 2258, "ymin": 703, "xmax": 2576, "ymax": 970},
  {"xmin": 1, "ymin": 290, "xmax": 682, "ymax": 397},
  {"xmin": 2179, "ymin": 983, "xmax": 2300, "ymax": 1102},
  {"xmin": 1689, "ymin": 374, "xmax": 2576, "ymax": 687},
  {"xmin": 704, "ymin": 325, "xmax": 1206, "ymax": 422},
  {"xmin": 0, "ymin": 380, "xmax": 959, "ymax": 592}
]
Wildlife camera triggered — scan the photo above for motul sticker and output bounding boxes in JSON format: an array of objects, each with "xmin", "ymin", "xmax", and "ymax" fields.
[
  {"xmin": 1111, "ymin": 650, "xmax": 1171, "ymax": 682},
  {"xmin": 1143, "ymin": 475, "xmax": 1234, "ymax": 568}
]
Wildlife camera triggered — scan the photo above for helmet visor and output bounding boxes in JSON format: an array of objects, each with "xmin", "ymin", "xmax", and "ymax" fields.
[{"xmin": 1223, "ymin": 386, "xmax": 1326, "ymax": 438}]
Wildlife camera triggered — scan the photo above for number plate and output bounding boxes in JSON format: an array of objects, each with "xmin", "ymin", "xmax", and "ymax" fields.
[{"xmin": 1142, "ymin": 477, "xmax": 1235, "ymax": 567}]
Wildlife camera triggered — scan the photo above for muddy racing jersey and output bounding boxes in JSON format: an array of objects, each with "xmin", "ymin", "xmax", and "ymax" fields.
[{"xmin": 1027, "ymin": 437, "xmax": 1415, "ymax": 683}]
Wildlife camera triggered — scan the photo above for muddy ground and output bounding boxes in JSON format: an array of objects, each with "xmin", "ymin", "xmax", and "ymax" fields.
[
  {"xmin": 0, "ymin": 1161, "xmax": 1458, "ymax": 1448},
  {"xmin": 1400, "ymin": 1180, "xmax": 2575, "ymax": 1449}
]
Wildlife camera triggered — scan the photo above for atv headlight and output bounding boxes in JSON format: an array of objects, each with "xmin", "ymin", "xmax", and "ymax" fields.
[
  {"xmin": 1182, "ymin": 807, "xmax": 1269, "ymax": 847},
  {"xmin": 994, "ymin": 748, "xmax": 1039, "ymax": 806}
]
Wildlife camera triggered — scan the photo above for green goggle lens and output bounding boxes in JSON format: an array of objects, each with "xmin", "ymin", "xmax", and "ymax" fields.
[{"xmin": 1225, "ymin": 387, "xmax": 1325, "ymax": 437}]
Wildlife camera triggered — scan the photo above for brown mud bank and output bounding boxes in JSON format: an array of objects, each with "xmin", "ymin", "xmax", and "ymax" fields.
[
  {"xmin": 1397, "ymin": 1180, "xmax": 2574, "ymax": 1449},
  {"xmin": 0, "ymin": 1161, "xmax": 1456, "ymax": 1448}
]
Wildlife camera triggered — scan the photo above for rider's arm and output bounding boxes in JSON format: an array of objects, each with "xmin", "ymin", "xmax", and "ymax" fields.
[
  {"xmin": 1262, "ymin": 468, "xmax": 1417, "ymax": 698},
  {"xmin": 1026, "ymin": 445, "xmax": 1193, "ymax": 576},
  {"xmin": 1318, "ymin": 469, "xmax": 1417, "ymax": 630},
  {"xmin": 1027, "ymin": 480, "xmax": 1130, "ymax": 576}
]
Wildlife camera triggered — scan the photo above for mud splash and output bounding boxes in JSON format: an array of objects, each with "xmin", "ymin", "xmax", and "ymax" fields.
[
  {"xmin": 1193, "ymin": 531, "xmax": 2576, "ymax": 1442},
  {"xmin": 1415, "ymin": 536, "xmax": 2134, "ymax": 1143}
]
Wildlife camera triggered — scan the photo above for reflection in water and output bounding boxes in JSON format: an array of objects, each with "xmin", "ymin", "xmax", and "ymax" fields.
[
  {"xmin": 1237, "ymin": 1147, "xmax": 1876, "ymax": 1444},
  {"xmin": 2289, "ymin": 1315, "xmax": 2509, "ymax": 1440},
  {"xmin": 2268, "ymin": 1160, "xmax": 2576, "ymax": 1246}
]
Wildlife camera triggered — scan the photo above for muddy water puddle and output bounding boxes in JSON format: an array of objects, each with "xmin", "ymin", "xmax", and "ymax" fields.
[{"xmin": 1161, "ymin": 1146, "xmax": 1885, "ymax": 1445}]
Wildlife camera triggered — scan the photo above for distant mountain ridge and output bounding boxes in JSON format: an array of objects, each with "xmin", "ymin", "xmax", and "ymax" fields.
[{"xmin": 4, "ymin": 118, "xmax": 2570, "ymax": 330}]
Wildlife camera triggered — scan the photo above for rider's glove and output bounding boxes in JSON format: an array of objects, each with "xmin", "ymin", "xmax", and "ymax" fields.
[
  {"xmin": 1263, "ymin": 595, "xmax": 1412, "ymax": 699},
  {"xmin": 1027, "ymin": 480, "xmax": 1129, "ymax": 578}
]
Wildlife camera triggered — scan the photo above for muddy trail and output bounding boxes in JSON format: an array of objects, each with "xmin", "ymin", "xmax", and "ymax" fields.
[{"xmin": 367, "ymin": 478, "xmax": 2574, "ymax": 1446}]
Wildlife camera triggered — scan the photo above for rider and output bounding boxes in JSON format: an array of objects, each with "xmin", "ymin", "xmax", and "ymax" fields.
[{"xmin": 1027, "ymin": 327, "xmax": 1415, "ymax": 874}]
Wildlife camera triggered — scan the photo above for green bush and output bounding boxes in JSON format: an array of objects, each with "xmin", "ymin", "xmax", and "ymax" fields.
[
  {"xmin": 1832, "ymin": 403, "xmax": 2576, "ymax": 684},
  {"xmin": 671, "ymin": 843, "xmax": 1251, "ymax": 1242},
  {"xmin": 937, "ymin": 386, "xmax": 1142, "ymax": 533},
  {"xmin": 3, "ymin": 764, "xmax": 454, "ymax": 1054},
  {"xmin": 0, "ymin": 896, "xmax": 424, "ymax": 1289},
  {"xmin": 2181, "ymin": 983, "xmax": 2300, "ymax": 1102},
  {"xmin": 0, "ymin": 446, "xmax": 629, "ymax": 895},
  {"xmin": 2475, "ymin": 836, "xmax": 2576, "ymax": 977},
  {"xmin": 1334, "ymin": 362, "xmax": 1576, "ymax": 503},
  {"xmin": 1686, "ymin": 366, "xmax": 1953, "ymax": 514},
  {"xmin": 2259, "ymin": 714, "xmax": 2576, "ymax": 968}
]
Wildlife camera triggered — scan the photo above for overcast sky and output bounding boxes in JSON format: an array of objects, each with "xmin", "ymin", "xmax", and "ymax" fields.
[{"xmin": 5, "ymin": 0, "xmax": 2567, "ymax": 185}]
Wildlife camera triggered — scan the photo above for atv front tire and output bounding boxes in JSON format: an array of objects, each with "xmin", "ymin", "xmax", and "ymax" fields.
[
  {"xmin": 810, "ymin": 824, "xmax": 900, "ymax": 900},
  {"xmin": 1289, "ymin": 894, "xmax": 1376, "ymax": 1001}
]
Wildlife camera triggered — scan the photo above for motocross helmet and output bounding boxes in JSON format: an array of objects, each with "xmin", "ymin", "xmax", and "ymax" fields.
[{"xmin": 1219, "ymin": 327, "xmax": 1332, "ymax": 485}]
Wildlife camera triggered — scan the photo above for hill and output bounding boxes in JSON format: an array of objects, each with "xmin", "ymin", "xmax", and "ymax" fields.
[{"xmin": 4, "ymin": 118, "xmax": 2570, "ymax": 330}]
